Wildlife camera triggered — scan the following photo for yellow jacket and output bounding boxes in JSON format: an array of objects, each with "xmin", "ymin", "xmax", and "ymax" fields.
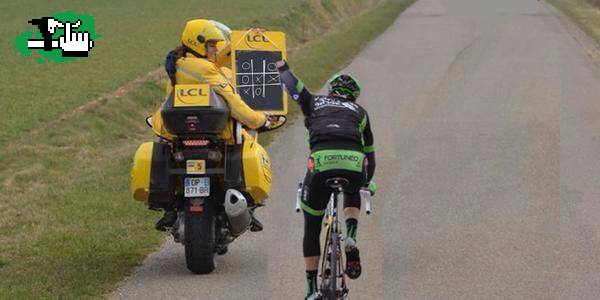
[{"xmin": 152, "ymin": 53, "xmax": 266, "ymax": 144}]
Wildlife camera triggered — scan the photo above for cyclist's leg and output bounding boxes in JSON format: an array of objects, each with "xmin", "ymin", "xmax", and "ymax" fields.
[
  {"xmin": 344, "ymin": 192, "xmax": 360, "ymax": 241},
  {"xmin": 342, "ymin": 168, "xmax": 366, "ymax": 239},
  {"xmin": 301, "ymin": 169, "xmax": 329, "ymax": 298},
  {"xmin": 343, "ymin": 191, "xmax": 362, "ymax": 280},
  {"xmin": 304, "ymin": 212, "xmax": 322, "ymax": 298},
  {"xmin": 341, "ymin": 170, "xmax": 366, "ymax": 279}
]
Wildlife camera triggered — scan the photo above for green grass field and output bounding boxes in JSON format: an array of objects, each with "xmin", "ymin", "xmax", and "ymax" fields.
[
  {"xmin": 0, "ymin": 0, "xmax": 415, "ymax": 298},
  {"xmin": 547, "ymin": 0, "xmax": 600, "ymax": 47},
  {"xmin": 0, "ymin": 0, "xmax": 377, "ymax": 148}
]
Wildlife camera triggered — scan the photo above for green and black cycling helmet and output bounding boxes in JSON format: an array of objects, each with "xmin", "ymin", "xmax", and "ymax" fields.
[{"xmin": 327, "ymin": 74, "xmax": 361, "ymax": 101}]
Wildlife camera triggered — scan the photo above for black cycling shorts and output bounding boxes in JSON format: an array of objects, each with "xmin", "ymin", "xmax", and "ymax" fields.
[
  {"xmin": 300, "ymin": 149, "xmax": 367, "ymax": 215},
  {"xmin": 300, "ymin": 148, "xmax": 367, "ymax": 257}
]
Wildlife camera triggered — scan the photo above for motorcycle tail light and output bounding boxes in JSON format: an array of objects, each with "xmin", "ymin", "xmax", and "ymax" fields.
[{"xmin": 182, "ymin": 139, "xmax": 210, "ymax": 147}]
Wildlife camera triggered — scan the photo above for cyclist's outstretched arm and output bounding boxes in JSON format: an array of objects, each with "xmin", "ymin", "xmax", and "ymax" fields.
[
  {"xmin": 362, "ymin": 112, "xmax": 376, "ymax": 182},
  {"xmin": 276, "ymin": 61, "xmax": 314, "ymax": 116}
]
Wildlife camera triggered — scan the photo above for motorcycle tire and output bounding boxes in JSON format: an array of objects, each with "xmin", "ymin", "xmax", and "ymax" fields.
[{"xmin": 184, "ymin": 201, "xmax": 216, "ymax": 274}]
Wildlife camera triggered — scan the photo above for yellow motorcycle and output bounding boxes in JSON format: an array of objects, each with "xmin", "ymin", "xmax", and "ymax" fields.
[{"xmin": 131, "ymin": 86, "xmax": 285, "ymax": 274}]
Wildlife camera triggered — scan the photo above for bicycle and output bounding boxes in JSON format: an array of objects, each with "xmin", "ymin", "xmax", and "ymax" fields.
[{"xmin": 296, "ymin": 177, "xmax": 373, "ymax": 300}]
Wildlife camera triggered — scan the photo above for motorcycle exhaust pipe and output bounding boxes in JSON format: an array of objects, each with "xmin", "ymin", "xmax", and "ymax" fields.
[{"xmin": 224, "ymin": 189, "xmax": 251, "ymax": 237}]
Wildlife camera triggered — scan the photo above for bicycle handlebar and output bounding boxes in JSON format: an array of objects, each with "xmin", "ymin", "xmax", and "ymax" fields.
[
  {"xmin": 295, "ymin": 183, "xmax": 302, "ymax": 213},
  {"xmin": 360, "ymin": 188, "xmax": 372, "ymax": 215}
]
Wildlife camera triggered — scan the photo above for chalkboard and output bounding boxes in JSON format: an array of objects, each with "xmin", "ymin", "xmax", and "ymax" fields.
[
  {"xmin": 235, "ymin": 50, "xmax": 283, "ymax": 111},
  {"xmin": 231, "ymin": 30, "xmax": 287, "ymax": 115}
]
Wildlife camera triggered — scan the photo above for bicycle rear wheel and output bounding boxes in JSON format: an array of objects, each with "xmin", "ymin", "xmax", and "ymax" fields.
[
  {"xmin": 320, "ymin": 223, "xmax": 331, "ymax": 297},
  {"xmin": 320, "ymin": 229, "xmax": 345, "ymax": 299},
  {"xmin": 329, "ymin": 232, "xmax": 338, "ymax": 298}
]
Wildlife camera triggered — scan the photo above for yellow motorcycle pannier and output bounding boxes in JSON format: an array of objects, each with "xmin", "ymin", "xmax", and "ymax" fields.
[
  {"xmin": 224, "ymin": 138, "xmax": 272, "ymax": 206},
  {"xmin": 131, "ymin": 142, "xmax": 174, "ymax": 208},
  {"xmin": 242, "ymin": 139, "xmax": 272, "ymax": 205}
]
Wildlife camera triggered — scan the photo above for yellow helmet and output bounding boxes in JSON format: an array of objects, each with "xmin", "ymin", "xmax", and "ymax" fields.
[{"xmin": 181, "ymin": 19, "xmax": 230, "ymax": 56}]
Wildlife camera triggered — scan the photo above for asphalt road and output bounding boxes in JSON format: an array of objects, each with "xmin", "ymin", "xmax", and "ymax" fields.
[{"xmin": 112, "ymin": 0, "xmax": 600, "ymax": 298}]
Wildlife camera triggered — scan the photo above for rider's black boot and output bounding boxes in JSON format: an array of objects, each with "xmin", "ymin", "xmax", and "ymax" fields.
[
  {"xmin": 249, "ymin": 210, "xmax": 263, "ymax": 232},
  {"xmin": 215, "ymin": 244, "xmax": 228, "ymax": 255},
  {"xmin": 155, "ymin": 210, "xmax": 177, "ymax": 231}
]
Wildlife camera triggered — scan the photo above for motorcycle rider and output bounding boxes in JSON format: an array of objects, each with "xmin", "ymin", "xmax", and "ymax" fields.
[
  {"xmin": 276, "ymin": 61, "xmax": 376, "ymax": 299},
  {"xmin": 151, "ymin": 19, "xmax": 276, "ymax": 231}
]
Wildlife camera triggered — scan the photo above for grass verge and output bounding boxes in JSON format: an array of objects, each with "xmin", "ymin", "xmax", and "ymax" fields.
[
  {"xmin": 547, "ymin": 0, "xmax": 600, "ymax": 47},
  {"xmin": 0, "ymin": 0, "xmax": 415, "ymax": 298},
  {"xmin": 1, "ymin": 0, "xmax": 377, "ymax": 148}
]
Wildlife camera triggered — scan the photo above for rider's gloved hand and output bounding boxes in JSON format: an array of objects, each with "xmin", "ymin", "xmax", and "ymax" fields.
[
  {"xmin": 364, "ymin": 181, "xmax": 377, "ymax": 196},
  {"xmin": 275, "ymin": 60, "xmax": 288, "ymax": 70},
  {"xmin": 259, "ymin": 112, "xmax": 278, "ymax": 131},
  {"xmin": 262, "ymin": 112, "xmax": 273, "ymax": 128}
]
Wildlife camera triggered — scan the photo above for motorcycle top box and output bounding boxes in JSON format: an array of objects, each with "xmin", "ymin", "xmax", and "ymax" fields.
[{"xmin": 161, "ymin": 84, "xmax": 230, "ymax": 135}]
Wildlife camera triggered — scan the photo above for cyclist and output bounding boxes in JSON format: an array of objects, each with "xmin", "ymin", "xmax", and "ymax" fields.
[
  {"xmin": 276, "ymin": 61, "xmax": 376, "ymax": 299},
  {"xmin": 151, "ymin": 19, "xmax": 276, "ymax": 231}
]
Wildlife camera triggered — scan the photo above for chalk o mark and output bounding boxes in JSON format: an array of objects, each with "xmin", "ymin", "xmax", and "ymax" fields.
[{"xmin": 241, "ymin": 62, "xmax": 251, "ymax": 71}]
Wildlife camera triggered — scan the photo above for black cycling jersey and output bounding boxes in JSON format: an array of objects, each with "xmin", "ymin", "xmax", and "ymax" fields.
[{"xmin": 277, "ymin": 62, "xmax": 376, "ymax": 182}]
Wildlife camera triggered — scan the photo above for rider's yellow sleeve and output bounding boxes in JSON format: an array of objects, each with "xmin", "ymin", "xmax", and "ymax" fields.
[
  {"xmin": 219, "ymin": 66, "xmax": 234, "ymax": 81},
  {"xmin": 176, "ymin": 57, "xmax": 266, "ymax": 129}
]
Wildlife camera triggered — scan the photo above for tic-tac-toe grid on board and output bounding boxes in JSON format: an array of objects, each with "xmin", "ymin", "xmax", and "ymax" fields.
[{"xmin": 234, "ymin": 50, "xmax": 284, "ymax": 111}]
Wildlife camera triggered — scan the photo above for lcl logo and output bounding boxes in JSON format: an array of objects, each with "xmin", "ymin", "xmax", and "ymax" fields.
[
  {"xmin": 179, "ymin": 88, "xmax": 207, "ymax": 97},
  {"xmin": 247, "ymin": 34, "xmax": 268, "ymax": 43},
  {"xmin": 244, "ymin": 33, "xmax": 269, "ymax": 49}
]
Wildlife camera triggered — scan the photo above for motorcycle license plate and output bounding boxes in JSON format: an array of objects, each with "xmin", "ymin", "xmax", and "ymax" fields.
[{"xmin": 184, "ymin": 177, "xmax": 210, "ymax": 197}]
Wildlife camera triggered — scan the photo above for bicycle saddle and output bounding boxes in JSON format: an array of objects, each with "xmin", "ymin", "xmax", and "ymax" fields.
[{"xmin": 324, "ymin": 177, "xmax": 349, "ymax": 190}]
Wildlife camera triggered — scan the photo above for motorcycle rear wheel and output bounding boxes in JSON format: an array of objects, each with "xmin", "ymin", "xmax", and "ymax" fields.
[{"xmin": 184, "ymin": 202, "xmax": 216, "ymax": 274}]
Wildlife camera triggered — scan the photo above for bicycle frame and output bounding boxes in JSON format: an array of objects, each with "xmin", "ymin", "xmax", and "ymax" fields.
[
  {"xmin": 319, "ymin": 187, "xmax": 348, "ymax": 300},
  {"xmin": 295, "ymin": 181, "xmax": 373, "ymax": 300}
]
